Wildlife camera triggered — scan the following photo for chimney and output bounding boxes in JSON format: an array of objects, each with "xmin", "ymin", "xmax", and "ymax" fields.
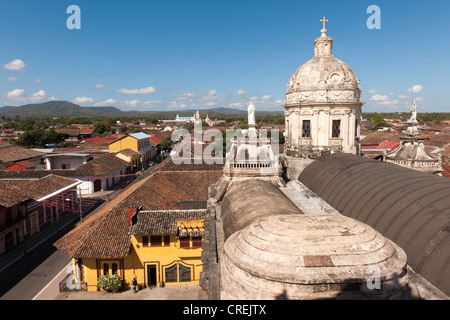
[{"xmin": 126, "ymin": 206, "xmax": 141, "ymax": 227}]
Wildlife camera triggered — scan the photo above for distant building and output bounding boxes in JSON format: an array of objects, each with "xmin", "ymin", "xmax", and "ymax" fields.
[
  {"xmin": 384, "ymin": 102, "xmax": 443, "ymax": 174},
  {"xmin": 108, "ymin": 132, "xmax": 154, "ymax": 163}
]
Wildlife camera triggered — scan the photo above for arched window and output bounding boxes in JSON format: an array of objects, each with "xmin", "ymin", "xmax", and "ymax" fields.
[
  {"xmin": 103, "ymin": 263, "xmax": 109, "ymax": 275},
  {"xmin": 112, "ymin": 263, "xmax": 118, "ymax": 275},
  {"xmin": 179, "ymin": 264, "xmax": 191, "ymax": 282},
  {"xmin": 165, "ymin": 264, "xmax": 177, "ymax": 283}
]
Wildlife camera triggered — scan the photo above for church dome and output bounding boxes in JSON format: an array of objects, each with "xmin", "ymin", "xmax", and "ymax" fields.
[
  {"xmin": 285, "ymin": 22, "xmax": 361, "ymax": 106},
  {"xmin": 221, "ymin": 214, "xmax": 418, "ymax": 300}
]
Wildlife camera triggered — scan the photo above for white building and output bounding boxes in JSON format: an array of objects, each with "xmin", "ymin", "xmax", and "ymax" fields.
[{"xmin": 282, "ymin": 18, "xmax": 364, "ymax": 179}]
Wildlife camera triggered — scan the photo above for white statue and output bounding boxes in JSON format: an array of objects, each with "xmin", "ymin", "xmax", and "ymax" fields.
[
  {"xmin": 248, "ymin": 102, "xmax": 255, "ymax": 125},
  {"xmin": 410, "ymin": 101, "xmax": 417, "ymax": 121}
]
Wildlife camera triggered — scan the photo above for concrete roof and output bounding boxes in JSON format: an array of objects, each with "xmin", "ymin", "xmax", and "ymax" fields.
[
  {"xmin": 222, "ymin": 214, "xmax": 415, "ymax": 300},
  {"xmin": 129, "ymin": 132, "xmax": 150, "ymax": 140},
  {"xmin": 220, "ymin": 179, "xmax": 302, "ymax": 241},
  {"xmin": 298, "ymin": 153, "xmax": 450, "ymax": 296}
]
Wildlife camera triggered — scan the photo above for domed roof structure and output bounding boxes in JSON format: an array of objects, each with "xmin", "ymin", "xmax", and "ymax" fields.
[
  {"xmin": 285, "ymin": 19, "xmax": 362, "ymax": 106},
  {"xmin": 221, "ymin": 214, "xmax": 418, "ymax": 300}
]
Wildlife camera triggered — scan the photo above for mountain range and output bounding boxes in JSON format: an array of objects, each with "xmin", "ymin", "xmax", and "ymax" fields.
[{"xmin": 0, "ymin": 101, "xmax": 281, "ymax": 118}]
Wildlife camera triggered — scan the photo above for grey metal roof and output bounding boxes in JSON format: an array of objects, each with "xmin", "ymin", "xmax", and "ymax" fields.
[
  {"xmin": 129, "ymin": 132, "xmax": 150, "ymax": 140},
  {"xmin": 298, "ymin": 153, "xmax": 450, "ymax": 296}
]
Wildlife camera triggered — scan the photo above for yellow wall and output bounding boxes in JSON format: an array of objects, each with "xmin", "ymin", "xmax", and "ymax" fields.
[
  {"xmin": 74, "ymin": 227, "xmax": 204, "ymax": 291},
  {"xmin": 115, "ymin": 153, "xmax": 140, "ymax": 169},
  {"xmin": 109, "ymin": 136, "xmax": 138, "ymax": 153}
]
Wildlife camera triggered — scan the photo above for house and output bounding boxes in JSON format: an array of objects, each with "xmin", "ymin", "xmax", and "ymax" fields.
[
  {"xmin": 360, "ymin": 131, "xmax": 401, "ymax": 159},
  {"xmin": 0, "ymin": 145, "xmax": 45, "ymax": 169},
  {"xmin": 44, "ymin": 153, "xmax": 91, "ymax": 170},
  {"xmin": 108, "ymin": 132, "xmax": 154, "ymax": 163},
  {"xmin": 79, "ymin": 129, "xmax": 96, "ymax": 140},
  {"xmin": 115, "ymin": 149, "xmax": 141, "ymax": 171},
  {"xmin": 0, "ymin": 175, "xmax": 81, "ymax": 256},
  {"xmin": 6, "ymin": 160, "xmax": 37, "ymax": 172},
  {"xmin": 53, "ymin": 158, "xmax": 223, "ymax": 291},
  {"xmin": 0, "ymin": 153, "xmax": 130, "ymax": 195}
]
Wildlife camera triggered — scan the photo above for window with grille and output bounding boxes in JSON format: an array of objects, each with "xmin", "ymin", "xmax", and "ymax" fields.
[
  {"xmin": 192, "ymin": 237, "xmax": 202, "ymax": 248},
  {"xmin": 165, "ymin": 264, "xmax": 177, "ymax": 283},
  {"xmin": 142, "ymin": 236, "xmax": 149, "ymax": 247},
  {"xmin": 302, "ymin": 120, "xmax": 311, "ymax": 138},
  {"xmin": 150, "ymin": 236, "xmax": 162, "ymax": 246},
  {"xmin": 180, "ymin": 237, "xmax": 190, "ymax": 248},
  {"xmin": 112, "ymin": 263, "xmax": 118, "ymax": 275},
  {"xmin": 164, "ymin": 235, "xmax": 170, "ymax": 247},
  {"xmin": 103, "ymin": 263, "xmax": 109, "ymax": 275},
  {"xmin": 332, "ymin": 120, "xmax": 341, "ymax": 138},
  {"xmin": 179, "ymin": 264, "xmax": 191, "ymax": 282}
]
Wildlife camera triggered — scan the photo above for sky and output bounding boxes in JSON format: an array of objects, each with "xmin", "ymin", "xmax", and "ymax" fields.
[{"xmin": 0, "ymin": 0, "xmax": 449, "ymax": 113}]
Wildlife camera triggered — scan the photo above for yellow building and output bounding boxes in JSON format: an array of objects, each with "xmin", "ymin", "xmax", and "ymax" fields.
[
  {"xmin": 56, "ymin": 207, "xmax": 206, "ymax": 291},
  {"xmin": 115, "ymin": 148, "xmax": 141, "ymax": 171},
  {"xmin": 54, "ymin": 162, "xmax": 224, "ymax": 293},
  {"xmin": 109, "ymin": 132, "xmax": 154, "ymax": 163}
]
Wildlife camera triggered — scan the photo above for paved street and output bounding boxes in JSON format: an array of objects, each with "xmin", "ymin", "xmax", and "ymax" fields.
[{"xmin": 0, "ymin": 168, "xmax": 155, "ymax": 300}]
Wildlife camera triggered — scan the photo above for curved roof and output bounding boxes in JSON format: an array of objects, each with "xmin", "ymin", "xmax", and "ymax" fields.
[
  {"xmin": 298, "ymin": 153, "xmax": 450, "ymax": 296},
  {"xmin": 220, "ymin": 179, "xmax": 302, "ymax": 240}
]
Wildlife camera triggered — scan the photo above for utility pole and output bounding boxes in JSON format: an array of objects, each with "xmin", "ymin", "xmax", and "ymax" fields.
[
  {"xmin": 78, "ymin": 188, "xmax": 83, "ymax": 222},
  {"xmin": 141, "ymin": 154, "xmax": 145, "ymax": 179}
]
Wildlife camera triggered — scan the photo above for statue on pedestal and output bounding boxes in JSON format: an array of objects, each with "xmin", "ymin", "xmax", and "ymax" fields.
[{"xmin": 248, "ymin": 102, "xmax": 255, "ymax": 126}]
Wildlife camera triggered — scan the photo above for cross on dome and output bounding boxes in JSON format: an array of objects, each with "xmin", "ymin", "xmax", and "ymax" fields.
[
  {"xmin": 320, "ymin": 16, "xmax": 328, "ymax": 29},
  {"xmin": 320, "ymin": 16, "xmax": 328, "ymax": 37}
]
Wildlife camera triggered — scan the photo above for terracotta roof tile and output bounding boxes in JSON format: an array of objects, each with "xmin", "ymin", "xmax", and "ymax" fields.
[
  {"xmin": 0, "ymin": 145, "xmax": 45, "ymax": 164},
  {"xmin": 129, "ymin": 210, "xmax": 206, "ymax": 235},
  {"xmin": 54, "ymin": 158, "xmax": 223, "ymax": 259}
]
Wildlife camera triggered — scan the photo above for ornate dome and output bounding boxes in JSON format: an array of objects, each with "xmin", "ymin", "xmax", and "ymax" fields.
[{"xmin": 285, "ymin": 23, "xmax": 361, "ymax": 106}]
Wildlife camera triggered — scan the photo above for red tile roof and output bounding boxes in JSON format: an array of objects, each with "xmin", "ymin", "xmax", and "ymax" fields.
[
  {"xmin": 82, "ymin": 137, "xmax": 110, "ymax": 144},
  {"xmin": 7, "ymin": 160, "xmax": 37, "ymax": 169},
  {"xmin": 149, "ymin": 136, "xmax": 161, "ymax": 144},
  {"xmin": 53, "ymin": 158, "xmax": 223, "ymax": 259}
]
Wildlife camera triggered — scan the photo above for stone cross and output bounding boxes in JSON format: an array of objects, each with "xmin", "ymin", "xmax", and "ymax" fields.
[{"xmin": 320, "ymin": 16, "xmax": 328, "ymax": 30}]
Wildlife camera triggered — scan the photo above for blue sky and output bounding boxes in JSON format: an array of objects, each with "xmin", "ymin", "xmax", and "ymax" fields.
[{"xmin": 0, "ymin": 0, "xmax": 449, "ymax": 113}]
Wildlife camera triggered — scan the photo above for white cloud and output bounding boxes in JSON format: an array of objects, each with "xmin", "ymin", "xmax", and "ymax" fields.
[
  {"xmin": 415, "ymin": 97, "xmax": 424, "ymax": 102},
  {"xmin": 116, "ymin": 86, "xmax": 156, "ymax": 95},
  {"xmin": 369, "ymin": 94, "xmax": 390, "ymax": 101},
  {"xmin": 262, "ymin": 95, "xmax": 273, "ymax": 100},
  {"xmin": 32, "ymin": 79, "xmax": 41, "ymax": 83},
  {"xmin": 6, "ymin": 77, "xmax": 18, "ymax": 82},
  {"xmin": 94, "ymin": 99, "xmax": 118, "ymax": 107},
  {"xmin": 367, "ymin": 89, "xmax": 378, "ymax": 94},
  {"xmin": 72, "ymin": 97, "xmax": 95, "ymax": 105},
  {"xmin": 398, "ymin": 95, "xmax": 409, "ymax": 99},
  {"xmin": 205, "ymin": 101, "xmax": 216, "ymax": 106},
  {"xmin": 235, "ymin": 89, "xmax": 247, "ymax": 95},
  {"xmin": 94, "ymin": 83, "xmax": 107, "ymax": 89},
  {"xmin": 407, "ymin": 85, "xmax": 424, "ymax": 93},
  {"xmin": 4, "ymin": 59, "xmax": 26, "ymax": 71},
  {"xmin": 5, "ymin": 89, "xmax": 47, "ymax": 103},
  {"xmin": 207, "ymin": 89, "xmax": 217, "ymax": 96},
  {"xmin": 377, "ymin": 99, "xmax": 399, "ymax": 106}
]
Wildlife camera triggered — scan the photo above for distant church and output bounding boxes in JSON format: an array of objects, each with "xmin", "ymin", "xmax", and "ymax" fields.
[{"xmin": 200, "ymin": 18, "xmax": 450, "ymax": 300}]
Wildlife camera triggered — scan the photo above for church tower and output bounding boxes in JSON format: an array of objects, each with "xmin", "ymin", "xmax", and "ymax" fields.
[{"xmin": 283, "ymin": 17, "xmax": 364, "ymax": 166}]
